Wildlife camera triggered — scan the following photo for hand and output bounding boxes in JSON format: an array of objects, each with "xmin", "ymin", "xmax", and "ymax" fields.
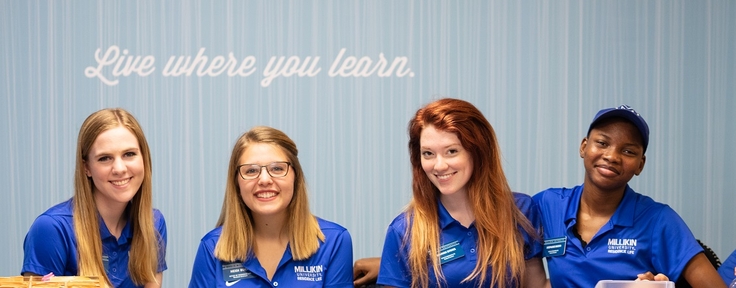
[
  {"xmin": 636, "ymin": 271, "xmax": 669, "ymax": 281},
  {"xmin": 353, "ymin": 257, "xmax": 381, "ymax": 287}
]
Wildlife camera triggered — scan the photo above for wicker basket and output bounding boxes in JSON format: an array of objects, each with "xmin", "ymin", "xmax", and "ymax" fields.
[{"xmin": 0, "ymin": 276, "xmax": 102, "ymax": 288}]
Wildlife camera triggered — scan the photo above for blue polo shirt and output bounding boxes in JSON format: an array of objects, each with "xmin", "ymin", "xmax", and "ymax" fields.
[
  {"xmin": 188, "ymin": 217, "xmax": 353, "ymax": 288},
  {"xmin": 533, "ymin": 185, "xmax": 702, "ymax": 288},
  {"xmin": 377, "ymin": 192, "xmax": 542, "ymax": 288},
  {"xmin": 22, "ymin": 198, "xmax": 168, "ymax": 288},
  {"xmin": 718, "ymin": 249, "xmax": 736, "ymax": 285}
]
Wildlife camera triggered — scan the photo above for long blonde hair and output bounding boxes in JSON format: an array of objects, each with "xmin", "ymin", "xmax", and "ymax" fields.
[
  {"xmin": 405, "ymin": 98, "xmax": 536, "ymax": 287},
  {"xmin": 214, "ymin": 126, "xmax": 323, "ymax": 262},
  {"xmin": 72, "ymin": 108, "xmax": 161, "ymax": 287}
]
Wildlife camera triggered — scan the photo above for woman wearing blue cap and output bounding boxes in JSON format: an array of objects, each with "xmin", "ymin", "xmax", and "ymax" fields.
[{"xmin": 533, "ymin": 105, "xmax": 725, "ymax": 287}]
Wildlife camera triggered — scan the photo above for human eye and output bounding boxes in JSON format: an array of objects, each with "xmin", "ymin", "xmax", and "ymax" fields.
[
  {"xmin": 269, "ymin": 163, "xmax": 286, "ymax": 173},
  {"xmin": 243, "ymin": 166, "xmax": 259, "ymax": 176},
  {"xmin": 124, "ymin": 151, "xmax": 138, "ymax": 158},
  {"xmin": 622, "ymin": 148, "xmax": 639, "ymax": 156},
  {"xmin": 97, "ymin": 155, "xmax": 112, "ymax": 162},
  {"xmin": 421, "ymin": 150, "xmax": 434, "ymax": 158}
]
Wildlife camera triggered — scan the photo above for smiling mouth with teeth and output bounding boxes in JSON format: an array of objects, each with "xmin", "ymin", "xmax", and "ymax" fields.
[
  {"xmin": 436, "ymin": 172, "xmax": 455, "ymax": 179},
  {"xmin": 256, "ymin": 192, "xmax": 277, "ymax": 198},
  {"xmin": 110, "ymin": 178, "xmax": 131, "ymax": 186}
]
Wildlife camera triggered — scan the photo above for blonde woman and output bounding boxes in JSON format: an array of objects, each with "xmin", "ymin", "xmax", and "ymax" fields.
[
  {"xmin": 378, "ymin": 98, "xmax": 547, "ymax": 288},
  {"xmin": 22, "ymin": 108, "xmax": 166, "ymax": 288},
  {"xmin": 188, "ymin": 126, "xmax": 353, "ymax": 288}
]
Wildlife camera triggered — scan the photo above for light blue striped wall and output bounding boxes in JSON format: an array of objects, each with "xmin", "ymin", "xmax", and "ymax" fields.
[{"xmin": 1, "ymin": 1, "xmax": 734, "ymax": 287}]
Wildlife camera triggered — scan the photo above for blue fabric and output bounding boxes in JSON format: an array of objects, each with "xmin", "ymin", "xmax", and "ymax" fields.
[
  {"xmin": 22, "ymin": 198, "xmax": 168, "ymax": 288},
  {"xmin": 718, "ymin": 249, "xmax": 736, "ymax": 285},
  {"xmin": 533, "ymin": 185, "xmax": 702, "ymax": 288},
  {"xmin": 377, "ymin": 192, "xmax": 542, "ymax": 288},
  {"xmin": 188, "ymin": 217, "xmax": 353, "ymax": 288}
]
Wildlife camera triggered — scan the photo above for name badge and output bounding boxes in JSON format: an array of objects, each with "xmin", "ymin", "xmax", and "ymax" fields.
[
  {"xmin": 439, "ymin": 240, "xmax": 466, "ymax": 264},
  {"xmin": 543, "ymin": 237, "xmax": 567, "ymax": 257},
  {"xmin": 102, "ymin": 255, "xmax": 109, "ymax": 271},
  {"xmin": 221, "ymin": 263, "xmax": 254, "ymax": 282}
]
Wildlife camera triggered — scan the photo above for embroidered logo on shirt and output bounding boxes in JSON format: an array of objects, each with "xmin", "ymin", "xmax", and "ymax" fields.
[
  {"xmin": 607, "ymin": 238, "xmax": 637, "ymax": 254},
  {"xmin": 225, "ymin": 280, "xmax": 241, "ymax": 286},
  {"xmin": 294, "ymin": 265, "xmax": 323, "ymax": 282}
]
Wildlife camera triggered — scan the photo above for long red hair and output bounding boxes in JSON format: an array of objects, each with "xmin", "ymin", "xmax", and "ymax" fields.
[{"xmin": 404, "ymin": 98, "xmax": 535, "ymax": 287}]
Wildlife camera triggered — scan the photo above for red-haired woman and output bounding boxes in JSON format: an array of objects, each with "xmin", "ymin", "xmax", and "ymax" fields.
[{"xmin": 377, "ymin": 98, "xmax": 547, "ymax": 288}]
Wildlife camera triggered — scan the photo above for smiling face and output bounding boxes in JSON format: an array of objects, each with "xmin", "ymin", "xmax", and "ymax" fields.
[
  {"xmin": 580, "ymin": 118, "xmax": 646, "ymax": 193},
  {"xmin": 419, "ymin": 125, "xmax": 473, "ymax": 201},
  {"xmin": 85, "ymin": 125, "xmax": 144, "ymax": 210},
  {"xmin": 237, "ymin": 142, "xmax": 295, "ymax": 218}
]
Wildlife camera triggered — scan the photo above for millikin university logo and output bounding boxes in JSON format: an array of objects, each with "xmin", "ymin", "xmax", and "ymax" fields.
[
  {"xmin": 294, "ymin": 265, "xmax": 324, "ymax": 282},
  {"xmin": 607, "ymin": 238, "xmax": 637, "ymax": 255}
]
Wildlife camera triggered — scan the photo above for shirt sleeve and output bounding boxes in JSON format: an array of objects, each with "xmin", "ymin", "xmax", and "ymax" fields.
[
  {"xmin": 514, "ymin": 193, "xmax": 544, "ymax": 260},
  {"xmin": 323, "ymin": 229, "xmax": 354, "ymax": 288},
  {"xmin": 154, "ymin": 209, "xmax": 168, "ymax": 273},
  {"xmin": 718, "ymin": 249, "xmax": 736, "ymax": 285},
  {"xmin": 188, "ymin": 238, "xmax": 219, "ymax": 288},
  {"xmin": 649, "ymin": 206, "xmax": 703, "ymax": 281},
  {"xmin": 377, "ymin": 219, "xmax": 411, "ymax": 288},
  {"xmin": 22, "ymin": 214, "xmax": 74, "ymax": 276}
]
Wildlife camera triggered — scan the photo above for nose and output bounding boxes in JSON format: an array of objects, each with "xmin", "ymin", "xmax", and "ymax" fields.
[
  {"xmin": 434, "ymin": 156, "xmax": 449, "ymax": 171},
  {"xmin": 602, "ymin": 148, "xmax": 620, "ymax": 163},
  {"xmin": 111, "ymin": 157, "xmax": 127, "ymax": 174},
  {"xmin": 257, "ymin": 166, "xmax": 273, "ymax": 184}
]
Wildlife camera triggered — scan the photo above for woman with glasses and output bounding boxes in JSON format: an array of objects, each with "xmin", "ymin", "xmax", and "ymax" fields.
[
  {"xmin": 22, "ymin": 108, "xmax": 167, "ymax": 288},
  {"xmin": 188, "ymin": 126, "xmax": 353, "ymax": 288},
  {"xmin": 377, "ymin": 98, "xmax": 547, "ymax": 288}
]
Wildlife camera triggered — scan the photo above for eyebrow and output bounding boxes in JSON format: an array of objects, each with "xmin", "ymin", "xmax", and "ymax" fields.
[
  {"xmin": 592, "ymin": 132, "xmax": 642, "ymax": 147},
  {"xmin": 420, "ymin": 143, "xmax": 462, "ymax": 150},
  {"xmin": 91, "ymin": 147, "xmax": 141, "ymax": 156}
]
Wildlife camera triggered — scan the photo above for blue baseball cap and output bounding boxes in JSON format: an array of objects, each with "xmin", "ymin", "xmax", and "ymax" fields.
[{"xmin": 587, "ymin": 104, "xmax": 650, "ymax": 153}]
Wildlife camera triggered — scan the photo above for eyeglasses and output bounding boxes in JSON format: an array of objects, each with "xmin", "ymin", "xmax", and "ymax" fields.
[{"xmin": 237, "ymin": 161, "xmax": 291, "ymax": 180}]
